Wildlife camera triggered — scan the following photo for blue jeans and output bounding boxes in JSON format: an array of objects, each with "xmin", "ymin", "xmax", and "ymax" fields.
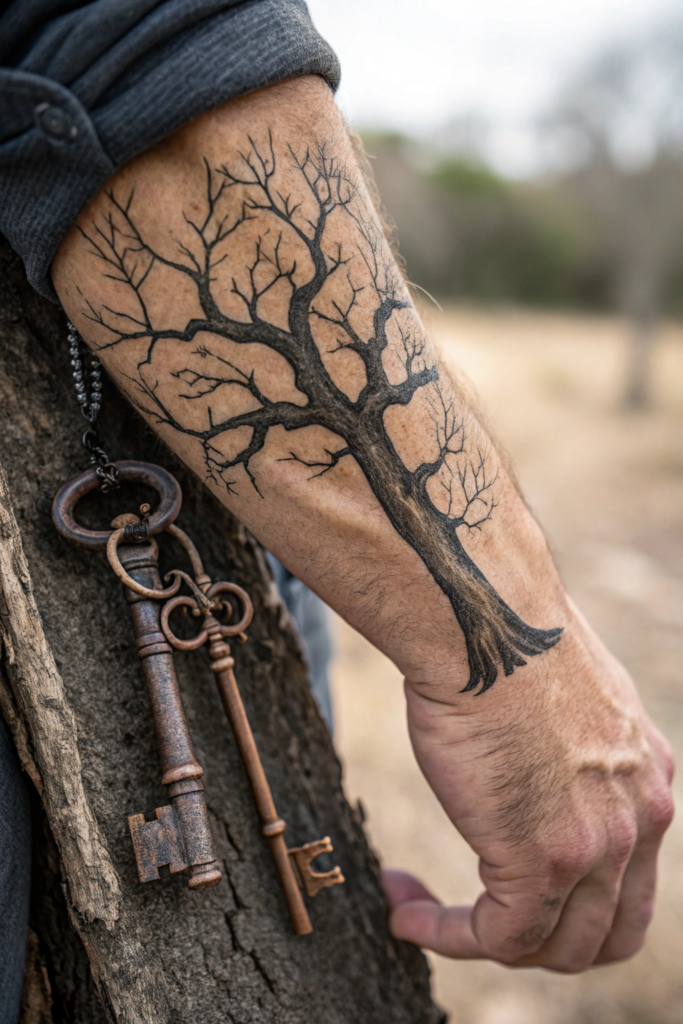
[
  {"xmin": 267, "ymin": 555, "xmax": 334, "ymax": 733},
  {"xmin": 0, "ymin": 563, "xmax": 331, "ymax": 1022}
]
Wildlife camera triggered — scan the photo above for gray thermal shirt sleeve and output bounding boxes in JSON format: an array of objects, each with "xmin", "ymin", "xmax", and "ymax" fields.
[{"xmin": 0, "ymin": 0, "xmax": 340, "ymax": 301}]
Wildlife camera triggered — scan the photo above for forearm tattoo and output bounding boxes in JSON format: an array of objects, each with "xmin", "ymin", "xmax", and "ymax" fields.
[{"xmin": 76, "ymin": 132, "xmax": 561, "ymax": 693}]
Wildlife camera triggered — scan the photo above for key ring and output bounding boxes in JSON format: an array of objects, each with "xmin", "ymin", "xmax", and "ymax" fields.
[{"xmin": 52, "ymin": 460, "xmax": 182, "ymax": 551}]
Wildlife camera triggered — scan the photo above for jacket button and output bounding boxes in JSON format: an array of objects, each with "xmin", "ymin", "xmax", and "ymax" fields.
[{"xmin": 34, "ymin": 102, "xmax": 78, "ymax": 141}]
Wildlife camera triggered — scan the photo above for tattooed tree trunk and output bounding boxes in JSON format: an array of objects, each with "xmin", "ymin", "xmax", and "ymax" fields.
[
  {"xmin": 352, "ymin": 433, "xmax": 558, "ymax": 693},
  {"xmin": 0, "ymin": 238, "xmax": 444, "ymax": 1024}
]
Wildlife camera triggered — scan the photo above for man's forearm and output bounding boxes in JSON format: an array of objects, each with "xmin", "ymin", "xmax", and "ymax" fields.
[
  {"xmin": 52, "ymin": 74, "xmax": 673, "ymax": 973},
  {"xmin": 52, "ymin": 75, "xmax": 565, "ymax": 696}
]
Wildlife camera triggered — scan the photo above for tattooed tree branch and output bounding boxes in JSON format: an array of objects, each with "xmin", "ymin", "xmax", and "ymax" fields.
[{"xmin": 78, "ymin": 134, "xmax": 561, "ymax": 693}]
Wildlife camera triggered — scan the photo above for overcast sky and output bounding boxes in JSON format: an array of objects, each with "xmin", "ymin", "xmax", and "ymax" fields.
[{"xmin": 306, "ymin": 0, "xmax": 681, "ymax": 175}]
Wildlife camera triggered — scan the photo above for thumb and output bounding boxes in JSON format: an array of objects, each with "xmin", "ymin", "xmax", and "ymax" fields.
[
  {"xmin": 381, "ymin": 868, "xmax": 481, "ymax": 957},
  {"xmin": 381, "ymin": 868, "xmax": 439, "ymax": 908}
]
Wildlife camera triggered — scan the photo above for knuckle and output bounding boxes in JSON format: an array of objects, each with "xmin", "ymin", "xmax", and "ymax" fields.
[
  {"xmin": 644, "ymin": 785, "xmax": 675, "ymax": 834},
  {"xmin": 545, "ymin": 842, "xmax": 596, "ymax": 885},
  {"xmin": 609, "ymin": 818, "xmax": 638, "ymax": 868},
  {"xmin": 656, "ymin": 735, "xmax": 675, "ymax": 784}
]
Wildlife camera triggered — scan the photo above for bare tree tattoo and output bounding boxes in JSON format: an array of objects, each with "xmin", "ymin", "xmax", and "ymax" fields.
[{"xmin": 77, "ymin": 133, "xmax": 561, "ymax": 694}]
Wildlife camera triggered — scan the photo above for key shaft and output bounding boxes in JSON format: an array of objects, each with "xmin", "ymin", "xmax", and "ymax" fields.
[
  {"xmin": 120, "ymin": 538, "xmax": 222, "ymax": 890},
  {"xmin": 208, "ymin": 629, "xmax": 313, "ymax": 934}
]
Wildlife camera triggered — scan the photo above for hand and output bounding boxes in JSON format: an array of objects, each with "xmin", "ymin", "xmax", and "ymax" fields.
[{"xmin": 383, "ymin": 599, "xmax": 674, "ymax": 972}]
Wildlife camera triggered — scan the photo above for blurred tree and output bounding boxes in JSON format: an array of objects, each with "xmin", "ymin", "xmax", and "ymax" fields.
[
  {"xmin": 364, "ymin": 26, "xmax": 683, "ymax": 406},
  {"xmin": 363, "ymin": 133, "xmax": 608, "ymax": 312},
  {"xmin": 544, "ymin": 19, "xmax": 683, "ymax": 407},
  {"xmin": 429, "ymin": 159, "xmax": 590, "ymax": 307}
]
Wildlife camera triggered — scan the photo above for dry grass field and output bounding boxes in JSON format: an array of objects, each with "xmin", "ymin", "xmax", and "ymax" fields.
[{"xmin": 330, "ymin": 307, "xmax": 683, "ymax": 1024}]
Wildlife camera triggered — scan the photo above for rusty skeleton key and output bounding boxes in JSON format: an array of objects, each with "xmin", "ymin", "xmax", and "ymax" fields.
[
  {"xmin": 115, "ymin": 530, "xmax": 223, "ymax": 889},
  {"xmin": 52, "ymin": 462, "xmax": 222, "ymax": 890}
]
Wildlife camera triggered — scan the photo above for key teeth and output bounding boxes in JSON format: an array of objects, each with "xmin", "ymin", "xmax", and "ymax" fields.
[
  {"xmin": 128, "ymin": 805, "xmax": 188, "ymax": 883},
  {"xmin": 288, "ymin": 837, "xmax": 345, "ymax": 898}
]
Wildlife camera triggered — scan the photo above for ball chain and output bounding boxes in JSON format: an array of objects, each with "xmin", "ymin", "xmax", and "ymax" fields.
[
  {"xmin": 68, "ymin": 321, "xmax": 102, "ymax": 421},
  {"xmin": 67, "ymin": 322, "xmax": 119, "ymax": 492}
]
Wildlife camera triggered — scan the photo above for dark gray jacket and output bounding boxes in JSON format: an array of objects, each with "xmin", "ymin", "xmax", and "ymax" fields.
[{"xmin": 0, "ymin": 0, "xmax": 340, "ymax": 299}]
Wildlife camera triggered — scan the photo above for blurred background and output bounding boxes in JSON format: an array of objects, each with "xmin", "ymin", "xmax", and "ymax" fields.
[{"xmin": 305, "ymin": 1, "xmax": 683, "ymax": 1022}]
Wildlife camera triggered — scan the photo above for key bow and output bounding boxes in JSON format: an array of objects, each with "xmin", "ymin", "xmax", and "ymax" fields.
[{"xmin": 160, "ymin": 581, "xmax": 253, "ymax": 652}]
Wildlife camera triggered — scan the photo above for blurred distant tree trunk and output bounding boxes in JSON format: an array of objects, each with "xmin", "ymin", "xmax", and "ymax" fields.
[
  {"xmin": 621, "ymin": 249, "xmax": 660, "ymax": 409},
  {"xmin": 545, "ymin": 19, "xmax": 683, "ymax": 409},
  {"xmin": 624, "ymin": 308, "xmax": 656, "ymax": 409}
]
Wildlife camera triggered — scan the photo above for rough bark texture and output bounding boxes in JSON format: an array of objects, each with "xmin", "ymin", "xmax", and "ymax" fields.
[{"xmin": 0, "ymin": 235, "xmax": 444, "ymax": 1024}]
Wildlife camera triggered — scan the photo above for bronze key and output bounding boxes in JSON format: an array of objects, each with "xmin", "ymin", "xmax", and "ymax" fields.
[
  {"xmin": 52, "ymin": 462, "xmax": 222, "ymax": 891},
  {"xmin": 156, "ymin": 564, "xmax": 345, "ymax": 935}
]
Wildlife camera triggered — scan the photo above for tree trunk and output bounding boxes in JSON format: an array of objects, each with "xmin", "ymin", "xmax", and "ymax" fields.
[
  {"xmin": 624, "ymin": 309, "xmax": 657, "ymax": 410},
  {"xmin": 0, "ymin": 235, "xmax": 444, "ymax": 1024},
  {"xmin": 352, "ymin": 429, "xmax": 562, "ymax": 695},
  {"xmin": 619, "ymin": 249, "xmax": 661, "ymax": 411}
]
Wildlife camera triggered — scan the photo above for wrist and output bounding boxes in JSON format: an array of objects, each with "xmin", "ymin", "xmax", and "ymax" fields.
[{"xmin": 402, "ymin": 582, "xmax": 571, "ymax": 706}]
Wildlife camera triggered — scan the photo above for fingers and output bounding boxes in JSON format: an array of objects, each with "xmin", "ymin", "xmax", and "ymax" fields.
[
  {"xmin": 382, "ymin": 828, "xmax": 625, "ymax": 967},
  {"xmin": 596, "ymin": 775, "xmax": 674, "ymax": 964},
  {"xmin": 596, "ymin": 796, "xmax": 672, "ymax": 963},
  {"xmin": 385, "ymin": 833, "xmax": 636, "ymax": 967},
  {"xmin": 385, "ymin": 833, "xmax": 662, "ymax": 969},
  {"xmin": 511, "ymin": 873, "xmax": 621, "ymax": 972},
  {"xmin": 594, "ymin": 842, "xmax": 657, "ymax": 964},
  {"xmin": 507, "ymin": 816, "xmax": 639, "ymax": 971},
  {"xmin": 532, "ymin": 793, "xmax": 671, "ymax": 971},
  {"xmin": 386, "ymin": 902, "xmax": 482, "ymax": 957},
  {"xmin": 385, "ymin": 874, "xmax": 619, "ymax": 967}
]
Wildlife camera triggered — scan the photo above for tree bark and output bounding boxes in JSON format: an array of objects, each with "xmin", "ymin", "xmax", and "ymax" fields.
[{"xmin": 0, "ymin": 235, "xmax": 444, "ymax": 1024}]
